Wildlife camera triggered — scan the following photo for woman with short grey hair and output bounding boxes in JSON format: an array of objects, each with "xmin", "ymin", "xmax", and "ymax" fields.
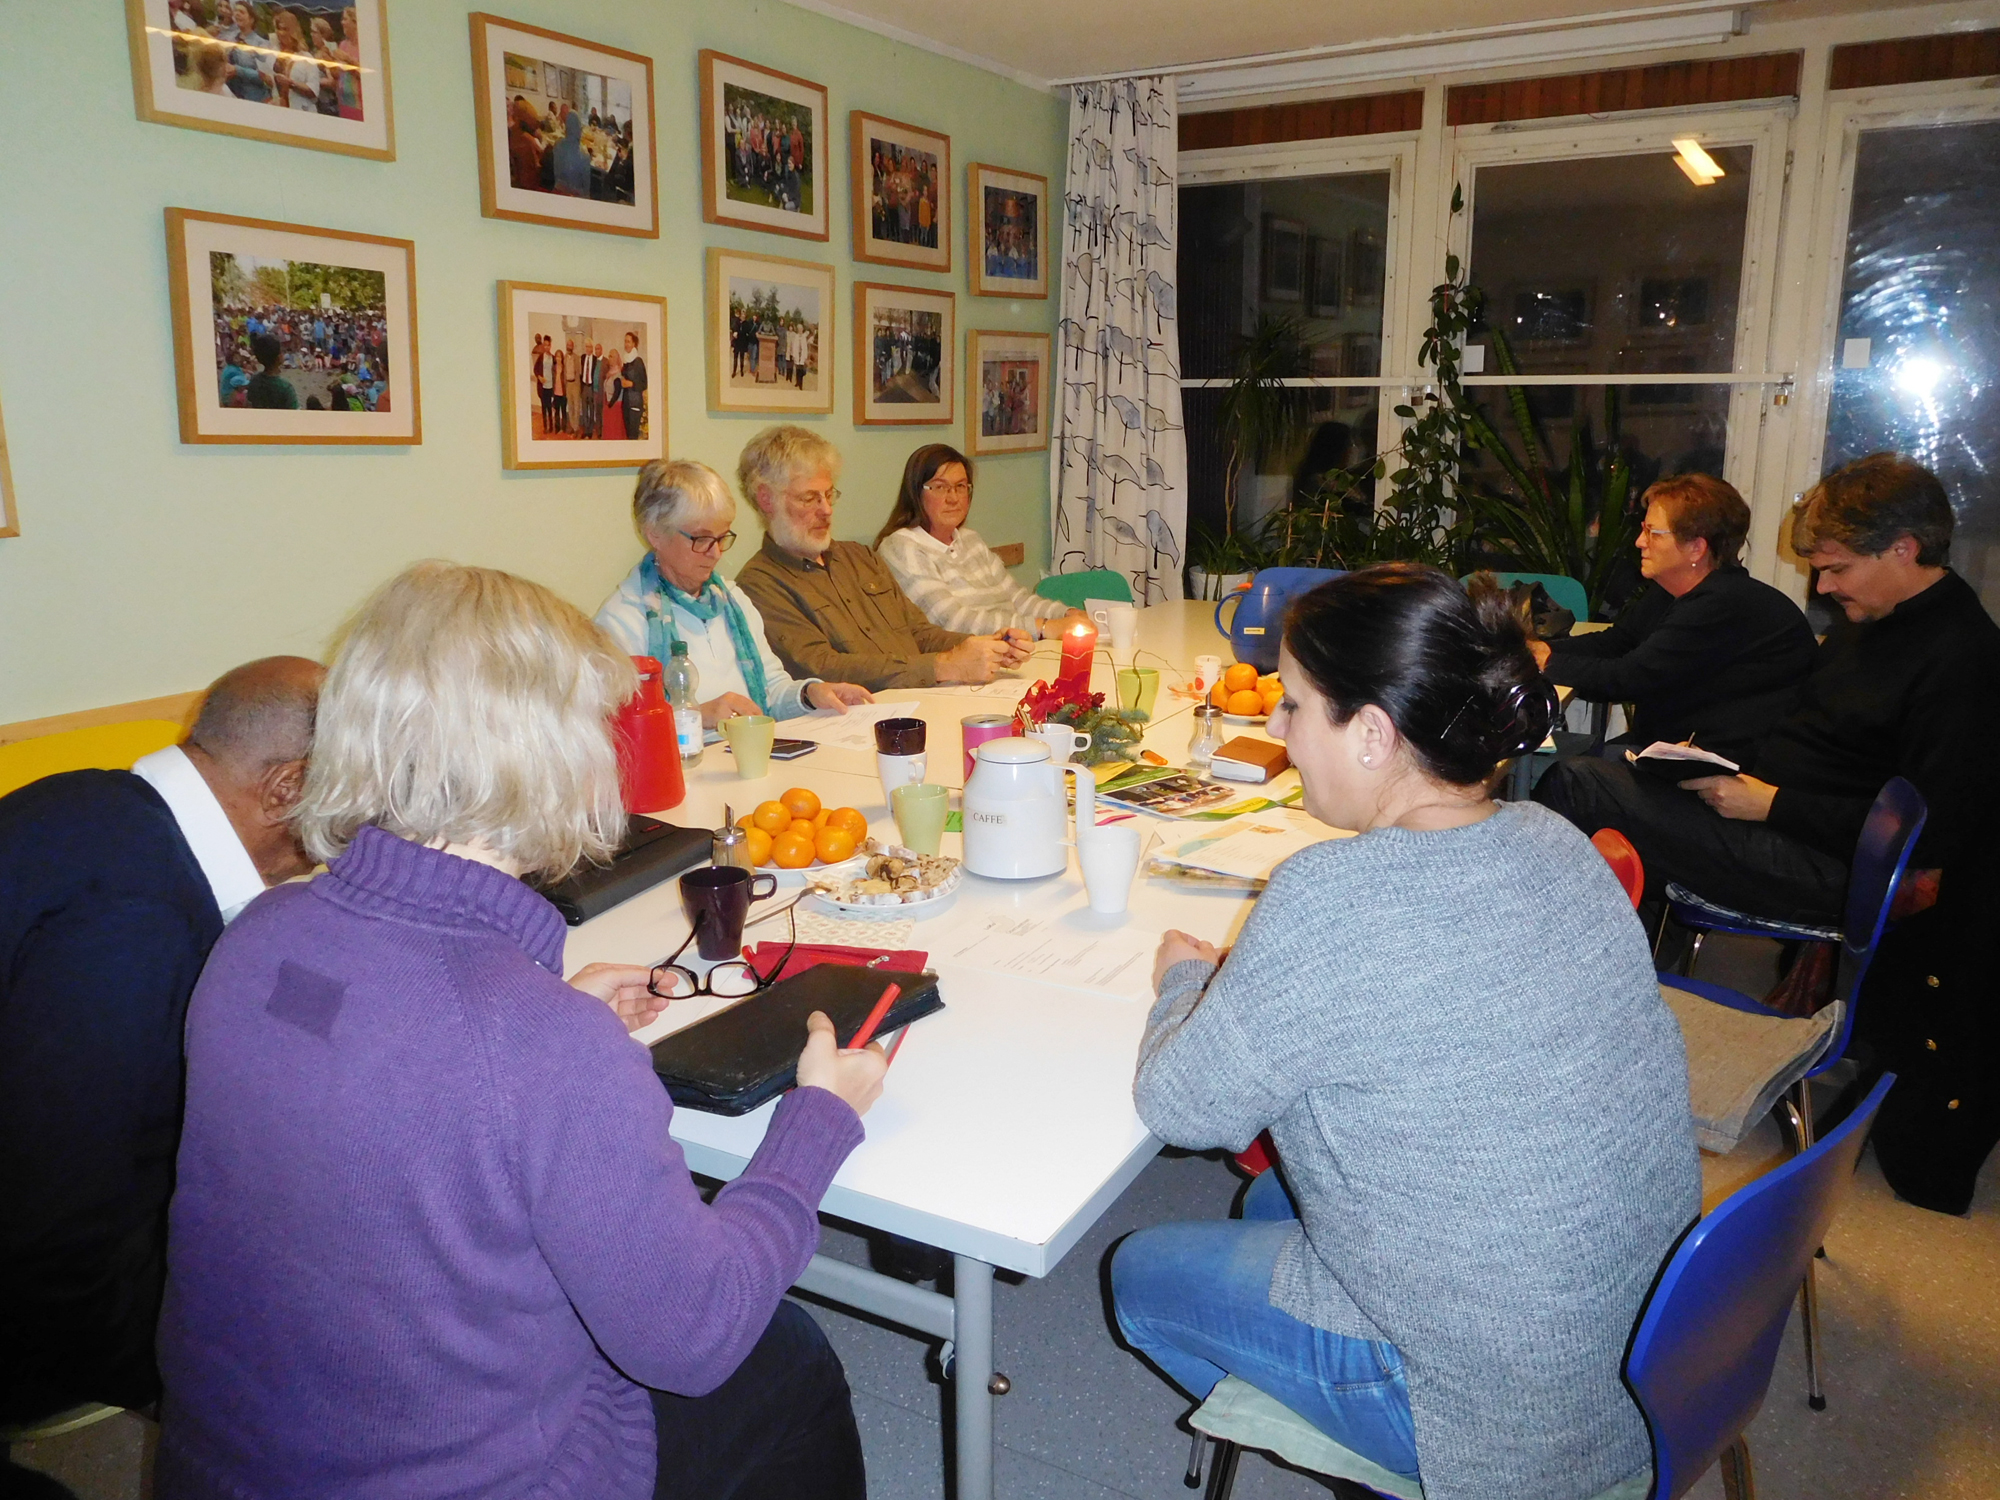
[{"xmin": 596, "ymin": 458, "xmax": 871, "ymax": 734}]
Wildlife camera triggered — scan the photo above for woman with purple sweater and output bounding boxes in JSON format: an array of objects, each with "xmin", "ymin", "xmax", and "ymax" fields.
[{"xmin": 156, "ymin": 562, "xmax": 884, "ymax": 1500}]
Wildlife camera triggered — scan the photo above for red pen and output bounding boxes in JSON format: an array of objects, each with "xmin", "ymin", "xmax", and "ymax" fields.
[{"xmin": 847, "ymin": 983, "xmax": 901, "ymax": 1051}]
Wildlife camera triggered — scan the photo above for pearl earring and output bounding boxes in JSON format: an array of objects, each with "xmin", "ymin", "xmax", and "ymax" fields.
[{"xmin": 1361, "ymin": 756, "xmax": 1374, "ymax": 768}]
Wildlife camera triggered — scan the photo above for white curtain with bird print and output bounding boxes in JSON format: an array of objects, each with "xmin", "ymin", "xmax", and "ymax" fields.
[{"xmin": 1048, "ymin": 77, "xmax": 1186, "ymax": 603}]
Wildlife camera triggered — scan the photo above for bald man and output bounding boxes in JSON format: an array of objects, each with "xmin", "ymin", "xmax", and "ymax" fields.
[{"xmin": 0, "ymin": 656, "xmax": 323, "ymax": 1430}]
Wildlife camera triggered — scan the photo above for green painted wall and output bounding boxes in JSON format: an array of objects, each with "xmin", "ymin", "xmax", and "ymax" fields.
[{"xmin": 0, "ymin": 1, "xmax": 1066, "ymax": 721}]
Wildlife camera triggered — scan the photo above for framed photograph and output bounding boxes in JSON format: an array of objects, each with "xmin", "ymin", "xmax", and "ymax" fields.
[
  {"xmin": 851, "ymin": 112, "xmax": 950, "ymax": 273},
  {"xmin": 498, "ymin": 282, "xmax": 665, "ymax": 470},
  {"xmin": 1308, "ymin": 235, "xmax": 1343, "ymax": 317},
  {"xmin": 700, "ymin": 51, "xmax": 827, "ymax": 242},
  {"xmin": 125, "ymin": 0, "xmax": 395, "ymax": 160},
  {"xmin": 968, "ymin": 164, "xmax": 1047, "ymax": 299},
  {"xmin": 165, "ymin": 207, "xmax": 419, "ymax": 445},
  {"xmin": 706, "ymin": 248, "xmax": 834, "ymax": 416},
  {"xmin": 854, "ymin": 282, "xmax": 954, "ymax": 426},
  {"xmin": 1263, "ymin": 217, "xmax": 1305, "ymax": 302},
  {"xmin": 1347, "ymin": 227, "xmax": 1387, "ymax": 308},
  {"xmin": 0, "ymin": 389, "xmax": 17, "ymax": 538},
  {"xmin": 469, "ymin": 13, "xmax": 656, "ymax": 239},
  {"xmin": 1339, "ymin": 332, "xmax": 1380, "ymax": 410},
  {"xmin": 966, "ymin": 330, "xmax": 1049, "ymax": 455}
]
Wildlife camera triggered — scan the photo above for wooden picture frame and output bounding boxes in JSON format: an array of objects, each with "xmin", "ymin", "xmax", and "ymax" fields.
[
  {"xmin": 165, "ymin": 207, "xmax": 420, "ymax": 445},
  {"xmin": 706, "ymin": 248, "xmax": 835, "ymax": 416},
  {"xmin": 0, "ymin": 389, "xmax": 18, "ymax": 538},
  {"xmin": 968, "ymin": 163, "xmax": 1047, "ymax": 299},
  {"xmin": 700, "ymin": 51, "xmax": 828, "ymax": 242},
  {"xmin": 966, "ymin": 330, "xmax": 1049, "ymax": 455},
  {"xmin": 854, "ymin": 281, "xmax": 954, "ymax": 426},
  {"xmin": 851, "ymin": 112, "xmax": 951, "ymax": 273},
  {"xmin": 498, "ymin": 281, "xmax": 666, "ymax": 470},
  {"xmin": 469, "ymin": 13, "xmax": 657, "ymax": 239},
  {"xmin": 1263, "ymin": 217, "xmax": 1305, "ymax": 302},
  {"xmin": 125, "ymin": 0, "xmax": 395, "ymax": 160}
]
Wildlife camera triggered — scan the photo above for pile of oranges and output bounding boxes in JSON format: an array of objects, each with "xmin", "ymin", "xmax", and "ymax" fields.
[
  {"xmin": 1208, "ymin": 662, "xmax": 1284, "ymax": 717},
  {"xmin": 736, "ymin": 786, "xmax": 870, "ymax": 869}
]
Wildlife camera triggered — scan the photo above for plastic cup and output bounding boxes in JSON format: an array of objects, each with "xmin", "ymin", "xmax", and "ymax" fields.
[
  {"xmin": 1116, "ymin": 667, "xmax": 1159, "ymax": 717},
  {"xmin": 1079, "ymin": 824, "xmax": 1143, "ymax": 914},
  {"xmin": 720, "ymin": 714, "xmax": 776, "ymax": 779},
  {"xmin": 891, "ymin": 782, "xmax": 949, "ymax": 855}
]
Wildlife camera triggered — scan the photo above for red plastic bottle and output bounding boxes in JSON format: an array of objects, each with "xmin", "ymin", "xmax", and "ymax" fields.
[{"xmin": 611, "ymin": 655, "xmax": 686, "ymax": 813}]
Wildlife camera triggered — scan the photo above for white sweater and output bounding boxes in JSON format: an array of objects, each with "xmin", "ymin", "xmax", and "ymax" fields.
[{"xmin": 877, "ymin": 525, "xmax": 1068, "ymax": 635}]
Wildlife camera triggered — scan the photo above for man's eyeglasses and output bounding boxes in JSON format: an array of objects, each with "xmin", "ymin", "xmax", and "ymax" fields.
[
  {"xmin": 647, "ymin": 895, "xmax": 798, "ymax": 1000},
  {"xmin": 677, "ymin": 529, "xmax": 738, "ymax": 555},
  {"xmin": 922, "ymin": 479, "xmax": 973, "ymax": 499},
  {"xmin": 787, "ymin": 488, "xmax": 840, "ymax": 509}
]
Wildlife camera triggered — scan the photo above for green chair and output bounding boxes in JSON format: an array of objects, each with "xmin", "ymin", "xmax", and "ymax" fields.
[{"xmin": 1035, "ymin": 570, "xmax": 1132, "ymax": 608}]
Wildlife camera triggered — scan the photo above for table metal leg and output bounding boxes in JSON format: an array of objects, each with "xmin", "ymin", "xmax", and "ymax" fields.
[{"xmin": 954, "ymin": 1254, "xmax": 996, "ymax": 1500}]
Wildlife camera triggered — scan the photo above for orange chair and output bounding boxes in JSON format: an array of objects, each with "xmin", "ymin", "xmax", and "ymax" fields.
[{"xmin": 1591, "ymin": 827, "xmax": 1645, "ymax": 910}]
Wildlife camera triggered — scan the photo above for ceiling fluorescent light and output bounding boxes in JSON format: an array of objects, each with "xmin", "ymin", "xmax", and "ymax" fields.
[
  {"xmin": 1170, "ymin": 6, "xmax": 1741, "ymax": 103},
  {"xmin": 1672, "ymin": 138, "xmax": 1724, "ymax": 183}
]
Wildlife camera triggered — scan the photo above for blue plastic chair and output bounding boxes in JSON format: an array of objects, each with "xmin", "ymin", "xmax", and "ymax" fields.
[
  {"xmin": 1625, "ymin": 1073, "xmax": 1895, "ymax": 1499},
  {"xmin": 1465, "ymin": 570, "xmax": 1590, "ymax": 623},
  {"xmin": 1661, "ymin": 777, "xmax": 1927, "ymax": 985},
  {"xmin": 1036, "ymin": 569, "xmax": 1133, "ymax": 608}
]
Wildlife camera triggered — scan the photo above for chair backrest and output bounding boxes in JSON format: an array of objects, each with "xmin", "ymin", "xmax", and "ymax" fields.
[
  {"xmin": 1036, "ymin": 569, "xmax": 1133, "ymax": 608},
  {"xmin": 1813, "ymin": 777, "xmax": 1927, "ymax": 1072},
  {"xmin": 1481, "ymin": 571, "xmax": 1590, "ymax": 623},
  {"xmin": 0, "ymin": 720, "xmax": 184, "ymax": 800},
  {"xmin": 1591, "ymin": 828, "xmax": 1646, "ymax": 910},
  {"xmin": 1625, "ymin": 1072, "xmax": 1894, "ymax": 1500}
]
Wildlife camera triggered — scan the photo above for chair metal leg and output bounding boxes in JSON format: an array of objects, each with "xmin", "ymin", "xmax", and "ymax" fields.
[
  {"xmin": 1184, "ymin": 1428, "xmax": 1206, "ymax": 1488},
  {"xmin": 1719, "ymin": 1437, "xmax": 1756, "ymax": 1500},
  {"xmin": 1781, "ymin": 1084, "xmax": 1830, "ymax": 1410},
  {"xmin": 1684, "ymin": 929, "xmax": 1705, "ymax": 978},
  {"xmin": 1202, "ymin": 1439, "xmax": 1241, "ymax": 1500}
]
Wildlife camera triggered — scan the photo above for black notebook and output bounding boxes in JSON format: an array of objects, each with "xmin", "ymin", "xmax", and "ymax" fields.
[
  {"xmin": 650, "ymin": 964, "xmax": 944, "ymax": 1116},
  {"xmin": 535, "ymin": 815, "xmax": 711, "ymax": 926}
]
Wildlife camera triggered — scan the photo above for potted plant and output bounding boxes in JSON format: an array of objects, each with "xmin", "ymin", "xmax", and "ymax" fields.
[{"xmin": 1186, "ymin": 524, "xmax": 1264, "ymax": 601}]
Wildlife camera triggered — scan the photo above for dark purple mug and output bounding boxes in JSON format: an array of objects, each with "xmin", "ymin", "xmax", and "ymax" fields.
[{"xmin": 680, "ymin": 865, "xmax": 779, "ymax": 960}]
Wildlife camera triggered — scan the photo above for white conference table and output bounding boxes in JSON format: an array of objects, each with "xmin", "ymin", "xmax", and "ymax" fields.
[{"xmin": 561, "ymin": 601, "xmax": 1269, "ymax": 1500}]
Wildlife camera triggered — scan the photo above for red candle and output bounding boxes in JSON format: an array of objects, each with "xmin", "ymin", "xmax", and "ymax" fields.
[{"xmin": 1057, "ymin": 617, "xmax": 1098, "ymax": 693}]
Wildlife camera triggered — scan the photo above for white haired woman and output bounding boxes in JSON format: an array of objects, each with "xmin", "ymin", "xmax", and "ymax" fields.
[
  {"xmin": 157, "ymin": 561, "xmax": 883, "ymax": 1500},
  {"xmin": 596, "ymin": 458, "xmax": 873, "ymax": 736}
]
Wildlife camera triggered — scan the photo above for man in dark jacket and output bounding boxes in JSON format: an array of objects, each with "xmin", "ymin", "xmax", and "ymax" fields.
[
  {"xmin": 1533, "ymin": 473, "xmax": 1816, "ymax": 760},
  {"xmin": 0, "ymin": 657, "xmax": 322, "ymax": 1429}
]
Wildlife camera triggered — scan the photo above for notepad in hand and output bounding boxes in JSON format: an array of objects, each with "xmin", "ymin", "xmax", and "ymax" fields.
[{"xmin": 1626, "ymin": 741, "xmax": 1741, "ymax": 786}]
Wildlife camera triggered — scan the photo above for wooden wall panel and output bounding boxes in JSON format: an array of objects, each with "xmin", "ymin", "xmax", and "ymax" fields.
[
  {"xmin": 1446, "ymin": 52, "xmax": 1801, "ymax": 126},
  {"xmin": 1179, "ymin": 90, "xmax": 1425, "ymax": 151},
  {"xmin": 1830, "ymin": 30, "xmax": 2000, "ymax": 90}
]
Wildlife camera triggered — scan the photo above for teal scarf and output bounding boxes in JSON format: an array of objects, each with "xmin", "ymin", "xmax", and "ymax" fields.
[{"xmin": 638, "ymin": 553, "xmax": 772, "ymax": 713}]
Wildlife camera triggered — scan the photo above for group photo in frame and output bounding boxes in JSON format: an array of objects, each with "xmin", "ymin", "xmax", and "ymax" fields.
[
  {"xmin": 497, "ymin": 281, "xmax": 666, "ymax": 471},
  {"xmin": 851, "ymin": 112, "xmax": 951, "ymax": 273},
  {"xmin": 968, "ymin": 164, "xmax": 1047, "ymax": 299},
  {"xmin": 966, "ymin": 330, "xmax": 1049, "ymax": 455},
  {"xmin": 469, "ymin": 13, "xmax": 657, "ymax": 238},
  {"xmin": 854, "ymin": 281, "xmax": 954, "ymax": 427},
  {"xmin": 707, "ymin": 248, "xmax": 835, "ymax": 416},
  {"xmin": 699, "ymin": 50, "xmax": 828, "ymax": 243},
  {"xmin": 165, "ymin": 207, "xmax": 420, "ymax": 445},
  {"xmin": 125, "ymin": 0, "xmax": 395, "ymax": 160}
]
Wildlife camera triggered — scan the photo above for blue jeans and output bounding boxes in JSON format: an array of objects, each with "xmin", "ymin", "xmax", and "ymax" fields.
[{"xmin": 1110, "ymin": 1171, "xmax": 1420, "ymax": 1480}]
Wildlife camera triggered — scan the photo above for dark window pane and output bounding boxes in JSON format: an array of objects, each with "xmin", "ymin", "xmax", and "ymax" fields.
[
  {"xmin": 1820, "ymin": 120, "xmax": 2000, "ymax": 617},
  {"xmin": 1467, "ymin": 147, "xmax": 1752, "ymax": 376}
]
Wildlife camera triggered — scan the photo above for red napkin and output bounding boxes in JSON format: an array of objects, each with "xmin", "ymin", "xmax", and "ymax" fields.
[{"xmin": 743, "ymin": 942, "xmax": 931, "ymax": 986}]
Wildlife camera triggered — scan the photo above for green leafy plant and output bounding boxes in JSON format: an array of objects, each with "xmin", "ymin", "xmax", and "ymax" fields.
[{"xmin": 1214, "ymin": 314, "xmax": 1312, "ymax": 537}]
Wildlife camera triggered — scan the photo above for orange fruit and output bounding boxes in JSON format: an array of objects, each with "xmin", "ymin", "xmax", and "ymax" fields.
[
  {"xmin": 751, "ymin": 800, "xmax": 790, "ymax": 835},
  {"xmin": 825, "ymin": 806, "xmax": 868, "ymax": 839},
  {"xmin": 780, "ymin": 786, "xmax": 821, "ymax": 820},
  {"xmin": 744, "ymin": 827, "xmax": 774, "ymax": 866},
  {"xmin": 1257, "ymin": 673, "xmax": 1283, "ymax": 696},
  {"xmin": 815, "ymin": 827, "xmax": 858, "ymax": 864},
  {"xmin": 1227, "ymin": 689, "xmax": 1266, "ymax": 716},
  {"xmin": 812, "ymin": 807, "xmax": 833, "ymax": 830},
  {"xmin": 771, "ymin": 830, "xmax": 816, "ymax": 869},
  {"xmin": 1260, "ymin": 688, "xmax": 1284, "ymax": 714},
  {"xmin": 1223, "ymin": 662, "xmax": 1260, "ymax": 693},
  {"xmin": 787, "ymin": 818, "xmax": 816, "ymax": 841},
  {"xmin": 1209, "ymin": 680, "xmax": 1230, "ymax": 709}
]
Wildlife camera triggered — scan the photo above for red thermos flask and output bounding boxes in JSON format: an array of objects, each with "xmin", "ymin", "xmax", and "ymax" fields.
[{"xmin": 612, "ymin": 655, "xmax": 686, "ymax": 813}]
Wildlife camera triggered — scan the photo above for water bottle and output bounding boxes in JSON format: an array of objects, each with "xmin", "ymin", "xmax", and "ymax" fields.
[{"xmin": 665, "ymin": 641, "xmax": 702, "ymax": 764}]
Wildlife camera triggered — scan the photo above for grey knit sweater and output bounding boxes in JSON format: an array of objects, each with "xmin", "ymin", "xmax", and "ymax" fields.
[{"xmin": 1136, "ymin": 801, "xmax": 1699, "ymax": 1500}]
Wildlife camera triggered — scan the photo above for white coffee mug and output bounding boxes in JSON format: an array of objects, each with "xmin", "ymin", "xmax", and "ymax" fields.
[
  {"xmin": 876, "ymin": 751, "xmax": 927, "ymax": 805},
  {"xmin": 1092, "ymin": 601, "xmax": 1139, "ymax": 655},
  {"xmin": 1079, "ymin": 823, "xmax": 1143, "ymax": 914},
  {"xmin": 1031, "ymin": 725, "xmax": 1091, "ymax": 764}
]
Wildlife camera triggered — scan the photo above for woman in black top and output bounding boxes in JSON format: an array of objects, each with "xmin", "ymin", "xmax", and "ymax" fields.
[{"xmin": 1534, "ymin": 473, "xmax": 1814, "ymax": 760}]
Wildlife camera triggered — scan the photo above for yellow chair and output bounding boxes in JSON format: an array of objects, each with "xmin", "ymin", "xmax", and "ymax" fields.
[{"xmin": 0, "ymin": 721, "xmax": 184, "ymax": 800}]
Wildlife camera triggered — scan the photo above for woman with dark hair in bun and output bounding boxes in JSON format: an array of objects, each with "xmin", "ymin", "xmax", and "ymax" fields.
[{"xmin": 1111, "ymin": 564, "xmax": 1699, "ymax": 1500}]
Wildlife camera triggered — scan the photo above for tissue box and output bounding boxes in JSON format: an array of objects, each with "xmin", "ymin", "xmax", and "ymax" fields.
[{"xmin": 1209, "ymin": 738, "xmax": 1290, "ymax": 784}]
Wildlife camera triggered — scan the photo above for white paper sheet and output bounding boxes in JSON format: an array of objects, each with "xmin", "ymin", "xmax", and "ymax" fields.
[
  {"xmin": 933, "ymin": 909, "xmax": 1156, "ymax": 1002},
  {"xmin": 1156, "ymin": 806, "xmax": 1352, "ymax": 882},
  {"xmin": 783, "ymin": 700, "xmax": 923, "ymax": 752}
]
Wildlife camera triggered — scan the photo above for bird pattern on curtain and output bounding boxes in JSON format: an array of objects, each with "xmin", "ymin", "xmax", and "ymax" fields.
[{"xmin": 1048, "ymin": 77, "xmax": 1186, "ymax": 604}]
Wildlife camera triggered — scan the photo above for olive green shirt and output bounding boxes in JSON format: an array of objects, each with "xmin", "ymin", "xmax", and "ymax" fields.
[{"xmin": 734, "ymin": 535, "xmax": 970, "ymax": 691}]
